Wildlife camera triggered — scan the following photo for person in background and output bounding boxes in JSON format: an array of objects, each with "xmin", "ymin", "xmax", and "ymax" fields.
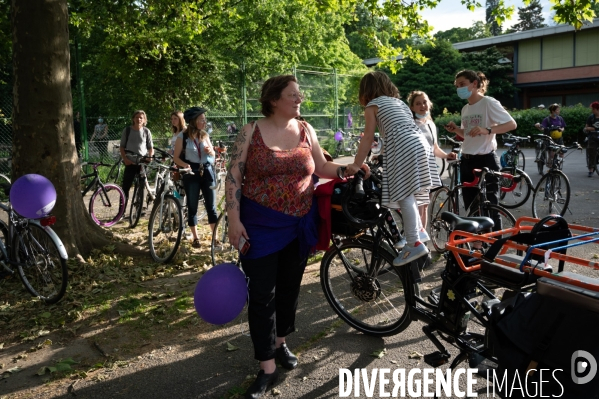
[
  {"xmin": 584, "ymin": 101, "xmax": 599, "ymax": 177},
  {"xmin": 445, "ymin": 70, "xmax": 516, "ymax": 231},
  {"xmin": 169, "ymin": 111, "xmax": 186, "ymax": 155},
  {"xmin": 120, "ymin": 110, "xmax": 154, "ymax": 211},
  {"xmin": 91, "ymin": 117, "xmax": 109, "ymax": 157},
  {"xmin": 345, "ymin": 71, "xmax": 440, "ymax": 267},
  {"xmin": 225, "ymin": 75, "xmax": 344, "ymax": 399},
  {"xmin": 173, "ymin": 107, "xmax": 218, "ymax": 248},
  {"xmin": 534, "ymin": 103, "xmax": 566, "ymax": 172},
  {"xmin": 406, "ymin": 90, "xmax": 456, "ymax": 245}
]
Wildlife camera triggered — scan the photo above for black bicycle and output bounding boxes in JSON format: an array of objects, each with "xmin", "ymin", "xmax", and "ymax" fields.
[
  {"xmin": 531, "ymin": 134, "xmax": 581, "ymax": 218},
  {"xmin": 80, "ymin": 162, "xmax": 126, "ymax": 227},
  {"xmin": 498, "ymin": 134, "xmax": 533, "ymax": 209}
]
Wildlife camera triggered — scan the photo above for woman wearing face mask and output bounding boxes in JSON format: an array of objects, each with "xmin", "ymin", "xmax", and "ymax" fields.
[
  {"xmin": 407, "ymin": 91, "xmax": 456, "ymax": 240},
  {"xmin": 444, "ymin": 70, "xmax": 517, "ymax": 230}
]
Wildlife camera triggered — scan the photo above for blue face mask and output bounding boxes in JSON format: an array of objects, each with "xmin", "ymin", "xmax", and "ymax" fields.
[
  {"xmin": 457, "ymin": 86, "xmax": 472, "ymax": 100},
  {"xmin": 415, "ymin": 112, "xmax": 429, "ymax": 119}
]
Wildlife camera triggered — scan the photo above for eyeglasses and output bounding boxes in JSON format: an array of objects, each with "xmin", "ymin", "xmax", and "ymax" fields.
[{"xmin": 286, "ymin": 92, "xmax": 305, "ymax": 101}]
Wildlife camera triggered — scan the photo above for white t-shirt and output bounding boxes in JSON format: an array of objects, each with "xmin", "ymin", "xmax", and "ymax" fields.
[{"xmin": 460, "ymin": 96, "xmax": 514, "ymax": 155}]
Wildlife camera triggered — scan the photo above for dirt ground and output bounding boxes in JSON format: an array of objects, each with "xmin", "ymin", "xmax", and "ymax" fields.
[{"xmin": 0, "ymin": 208, "xmax": 256, "ymax": 399}]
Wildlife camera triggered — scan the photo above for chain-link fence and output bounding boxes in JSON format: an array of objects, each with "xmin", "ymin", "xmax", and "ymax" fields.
[{"xmin": 2, "ymin": 65, "xmax": 365, "ymax": 168}]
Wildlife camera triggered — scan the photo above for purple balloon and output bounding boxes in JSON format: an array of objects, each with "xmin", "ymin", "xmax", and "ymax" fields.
[
  {"xmin": 10, "ymin": 174, "xmax": 57, "ymax": 219},
  {"xmin": 334, "ymin": 131, "xmax": 343, "ymax": 141},
  {"xmin": 194, "ymin": 263, "xmax": 247, "ymax": 325}
]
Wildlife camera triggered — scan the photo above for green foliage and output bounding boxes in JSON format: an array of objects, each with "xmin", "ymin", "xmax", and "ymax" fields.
[
  {"xmin": 509, "ymin": 0, "xmax": 546, "ymax": 32},
  {"xmin": 433, "ymin": 21, "xmax": 492, "ymax": 43},
  {"xmin": 550, "ymin": 0, "xmax": 597, "ymax": 30},
  {"xmin": 462, "ymin": 47, "xmax": 515, "ymax": 107}
]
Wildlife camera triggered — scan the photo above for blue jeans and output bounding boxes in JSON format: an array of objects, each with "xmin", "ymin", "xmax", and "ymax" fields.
[{"xmin": 182, "ymin": 172, "xmax": 217, "ymax": 226}]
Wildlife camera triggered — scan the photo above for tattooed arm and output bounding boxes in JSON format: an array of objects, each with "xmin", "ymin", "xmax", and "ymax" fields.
[{"xmin": 225, "ymin": 121, "xmax": 252, "ymax": 248}]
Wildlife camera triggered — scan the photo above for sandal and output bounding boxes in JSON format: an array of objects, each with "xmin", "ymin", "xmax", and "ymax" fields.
[{"xmin": 192, "ymin": 239, "xmax": 201, "ymax": 248}]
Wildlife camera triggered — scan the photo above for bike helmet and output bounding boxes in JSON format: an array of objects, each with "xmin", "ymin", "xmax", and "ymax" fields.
[
  {"xmin": 549, "ymin": 129, "xmax": 562, "ymax": 140},
  {"xmin": 183, "ymin": 107, "xmax": 207, "ymax": 124}
]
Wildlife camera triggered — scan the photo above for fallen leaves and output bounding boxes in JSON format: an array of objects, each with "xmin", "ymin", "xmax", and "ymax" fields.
[{"xmin": 371, "ymin": 348, "xmax": 387, "ymax": 358}]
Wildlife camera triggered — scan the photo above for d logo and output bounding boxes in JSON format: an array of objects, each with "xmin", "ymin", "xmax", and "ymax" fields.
[{"xmin": 571, "ymin": 350, "xmax": 597, "ymax": 385}]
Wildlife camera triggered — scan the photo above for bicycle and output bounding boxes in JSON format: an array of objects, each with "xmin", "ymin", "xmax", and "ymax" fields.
[
  {"xmin": 320, "ymin": 174, "xmax": 599, "ymax": 394},
  {"xmin": 498, "ymin": 134, "xmax": 533, "ymax": 209},
  {"xmin": 429, "ymin": 167, "xmax": 518, "ymax": 253},
  {"xmin": 0, "ymin": 173, "xmax": 10, "ymax": 203},
  {"xmin": 333, "ymin": 130, "xmax": 361, "ymax": 158},
  {"xmin": 531, "ymin": 134, "xmax": 581, "ymax": 218},
  {"xmin": 534, "ymin": 125, "xmax": 563, "ymax": 175},
  {"xmin": 213, "ymin": 141, "xmax": 228, "ymax": 194},
  {"xmin": 80, "ymin": 162, "xmax": 126, "ymax": 227},
  {"xmin": 125, "ymin": 150, "xmax": 167, "ymax": 228},
  {"xmin": 210, "ymin": 195, "xmax": 237, "ymax": 266},
  {"xmin": 0, "ymin": 184, "xmax": 68, "ymax": 304},
  {"xmin": 147, "ymin": 148, "xmax": 193, "ymax": 263},
  {"xmin": 106, "ymin": 146, "xmax": 124, "ymax": 184}
]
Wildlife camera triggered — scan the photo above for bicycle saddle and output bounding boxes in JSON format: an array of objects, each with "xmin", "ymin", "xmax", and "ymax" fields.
[{"xmin": 440, "ymin": 212, "xmax": 494, "ymax": 233}]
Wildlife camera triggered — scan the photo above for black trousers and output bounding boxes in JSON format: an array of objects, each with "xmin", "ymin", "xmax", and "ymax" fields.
[
  {"xmin": 122, "ymin": 164, "xmax": 141, "ymax": 200},
  {"xmin": 241, "ymin": 239, "xmax": 307, "ymax": 361},
  {"xmin": 460, "ymin": 151, "xmax": 501, "ymax": 230}
]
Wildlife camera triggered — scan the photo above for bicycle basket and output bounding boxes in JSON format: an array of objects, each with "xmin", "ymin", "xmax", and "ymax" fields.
[
  {"xmin": 330, "ymin": 181, "xmax": 363, "ymax": 236},
  {"xmin": 340, "ymin": 177, "xmax": 385, "ymax": 229}
]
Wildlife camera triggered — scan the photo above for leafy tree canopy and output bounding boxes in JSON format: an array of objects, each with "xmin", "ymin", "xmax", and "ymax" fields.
[
  {"xmin": 433, "ymin": 21, "xmax": 492, "ymax": 43},
  {"xmin": 509, "ymin": 0, "xmax": 546, "ymax": 32}
]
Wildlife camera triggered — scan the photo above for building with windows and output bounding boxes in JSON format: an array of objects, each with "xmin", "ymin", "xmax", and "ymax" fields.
[{"xmin": 454, "ymin": 19, "xmax": 599, "ymax": 109}]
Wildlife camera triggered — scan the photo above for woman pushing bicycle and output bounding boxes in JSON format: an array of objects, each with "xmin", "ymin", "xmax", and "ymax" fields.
[
  {"xmin": 535, "ymin": 103, "xmax": 566, "ymax": 173},
  {"xmin": 444, "ymin": 70, "xmax": 517, "ymax": 231}
]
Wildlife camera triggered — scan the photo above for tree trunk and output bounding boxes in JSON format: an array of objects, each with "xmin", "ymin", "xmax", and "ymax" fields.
[{"xmin": 11, "ymin": 0, "xmax": 143, "ymax": 258}]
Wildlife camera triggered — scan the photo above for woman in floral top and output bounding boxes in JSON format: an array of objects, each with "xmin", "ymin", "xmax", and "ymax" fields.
[{"xmin": 225, "ymin": 75, "xmax": 348, "ymax": 399}]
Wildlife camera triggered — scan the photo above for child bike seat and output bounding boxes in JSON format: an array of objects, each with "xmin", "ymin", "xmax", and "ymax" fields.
[{"xmin": 440, "ymin": 212, "xmax": 494, "ymax": 234}]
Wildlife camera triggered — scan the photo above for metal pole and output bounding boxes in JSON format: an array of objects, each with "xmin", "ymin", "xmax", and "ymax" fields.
[
  {"xmin": 333, "ymin": 67, "xmax": 339, "ymax": 131},
  {"xmin": 76, "ymin": 40, "xmax": 88, "ymax": 161},
  {"xmin": 241, "ymin": 62, "xmax": 247, "ymax": 125}
]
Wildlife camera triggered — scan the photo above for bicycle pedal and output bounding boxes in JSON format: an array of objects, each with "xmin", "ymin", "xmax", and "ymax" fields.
[
  {"xmin": 427, "ymin": 287, "xmax": 441, "ymax": 305},
  {"xmin": 424, "ymin": 351, "xmax": 450, "ymax": 367}
]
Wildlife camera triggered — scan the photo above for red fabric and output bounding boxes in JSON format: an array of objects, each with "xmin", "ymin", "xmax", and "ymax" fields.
[{"xmin": 313, "ymin": 178, "xmax": 344, "ymax": 250}]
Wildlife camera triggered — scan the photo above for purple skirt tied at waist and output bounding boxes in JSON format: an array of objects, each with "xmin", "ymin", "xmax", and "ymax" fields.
[{"xmin": 239, "ymin": 196, "xmax": 319, "ymax": 260}]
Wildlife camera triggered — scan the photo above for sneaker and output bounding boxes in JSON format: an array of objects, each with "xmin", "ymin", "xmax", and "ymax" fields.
[
  {"xmin": 393, "ymin": 230, "xmax": 430, "ymax": 249},
  {"xmin": 393, "ymin": 242, "xmax": 430, "ymax": 266},
  {"xmin": 589, "ymin": 172, "xmax": 594, "ymax": 178}
]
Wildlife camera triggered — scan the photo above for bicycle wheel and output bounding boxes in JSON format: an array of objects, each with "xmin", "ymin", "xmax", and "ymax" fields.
[
  {"xmin": 429, "ymin": 186, "xmax": 456, "ymax": 253},
  {"xmin": 14, "ymin": 223, "xmax": 68, "ymax": 304},
  {"xmin": 89, "ymin": 183, "xmax": 126, "ymax": 227},
  {"xmin": 468, "ymin": 203, "xmax": 516, "ymax": 237},
  {"xmin": 0, "ymin": 173, "xmax": 10, "ymax": 203},
  {"xmin": 0, "ymin": 220, "xmax": 9, "ymax": 267},
  {"xmin": 107, "ymin": 160, "xmax": 122, "ymax": 184},
  {"xmin": 498, "ymin": 168, "xmax": 533, "ymax": 209},
  {"xmin": 211, "ymin": 212, "xmax": 237, "ymax": 266},
  {"xmin": 129, "ymin": 179, "xmax": 144, "ymax": 228},
  {"xmin": 594, "ymin": 148, "xmax": 599, "ymax": 176},
  {"xmin": 320, "ymin": 237, "xmax": 410, "ymax": 337},
  {"xmin": 350, "ymin": 141, "xmax": 358, "ymax": 156},
  {"xmin": 148, "ymin": 195, "xmax": 184, "ymax": 263},
  {"xmin": 532, "ymin": 171, "xmax": 571, "ymax": 218},
  {"xmin": 516, "ymin": 150, "xmax": 525, "ymax": 171}
]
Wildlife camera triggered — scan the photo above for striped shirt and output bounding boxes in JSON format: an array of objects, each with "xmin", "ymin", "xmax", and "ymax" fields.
[{"xmin": 367, "ymin": 96, "xmax": 441, "ymax": 204}]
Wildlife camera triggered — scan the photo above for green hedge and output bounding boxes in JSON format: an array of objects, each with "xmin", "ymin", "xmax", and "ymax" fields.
[{"xmin": 434, "ymin": 104, "xmax": 593, "ymax": 146}]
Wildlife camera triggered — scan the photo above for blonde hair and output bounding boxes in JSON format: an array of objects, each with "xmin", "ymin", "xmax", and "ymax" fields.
[
  {"xmin": 358, "ymin": 71, "xmax": 400, "ymax": 106},
  {"xmin": 407, "ymin": 91, "xmax": 433, "ymax": 120},
  {"xmin": 455, "ymin": 70, "xmax": 489, "ymax": 95},
  {"xmin": 170, "ymin": 111, "xmax": 186, "ymax": 134}
]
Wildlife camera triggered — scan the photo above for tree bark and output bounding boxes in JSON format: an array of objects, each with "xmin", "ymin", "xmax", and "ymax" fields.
[{"xmin": 11, "ymin": 0, "xmax": 143, "ymax": 258}]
